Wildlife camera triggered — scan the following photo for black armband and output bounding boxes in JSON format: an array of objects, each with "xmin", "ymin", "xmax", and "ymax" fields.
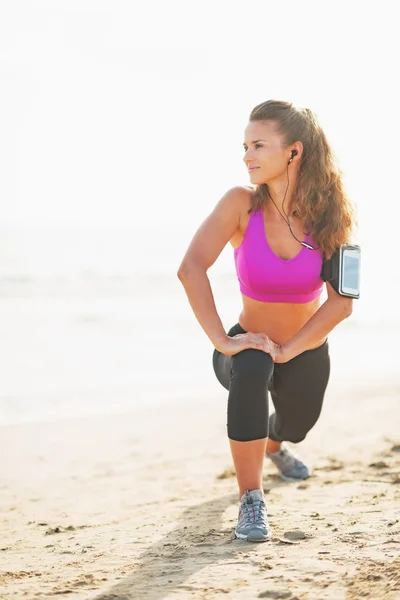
[{"xmin": 321, "ymin": 244, "xmax": 361, "ymax": 299}]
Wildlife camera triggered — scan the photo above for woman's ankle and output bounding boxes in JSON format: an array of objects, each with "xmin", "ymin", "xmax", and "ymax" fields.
[
  {"xmin": 265, "ymin": 438, "xmax": 282, "ymax": 454},
  {"xmin": 238, "ymin": 486, "xmax": 263, "ymax": 499}
]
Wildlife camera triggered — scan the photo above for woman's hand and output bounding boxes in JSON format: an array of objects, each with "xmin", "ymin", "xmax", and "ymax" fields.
[{"xmin": 216, "ymin": 332, "xmax": 282, "ymax": 360}]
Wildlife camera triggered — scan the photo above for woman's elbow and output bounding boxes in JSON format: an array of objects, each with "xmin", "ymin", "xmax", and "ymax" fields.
[
  {"xmin": 177, "ymin": 259, "xmax": 202, "ymax": 281},
  {"xmin": 177, "ymin": 263, "xmax": 189, "ymax": 281},
  {"xmin": 341, "ymin": 297, "xmax": 353, "ymax": 318}
]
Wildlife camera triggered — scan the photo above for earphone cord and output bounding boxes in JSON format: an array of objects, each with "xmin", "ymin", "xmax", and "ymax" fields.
[{"xmin": 267, "ymin": 163, "xmax": 315, "ymax": 250}]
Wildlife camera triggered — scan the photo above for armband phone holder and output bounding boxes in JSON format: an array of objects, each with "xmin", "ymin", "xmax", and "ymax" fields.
[{"xmin": 321, "ymin": 244, "xmax": 361, "ymax": 299}]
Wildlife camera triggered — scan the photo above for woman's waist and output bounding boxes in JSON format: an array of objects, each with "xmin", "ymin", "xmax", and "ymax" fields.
[{"xmin": 238, "ymin": 295, "xmax": 322, "ymax": 346}]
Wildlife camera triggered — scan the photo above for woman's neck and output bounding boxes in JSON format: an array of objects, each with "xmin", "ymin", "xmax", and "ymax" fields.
[{"xmin": 264, "ymin": 174, "xmax": 298, "ymax": 217}]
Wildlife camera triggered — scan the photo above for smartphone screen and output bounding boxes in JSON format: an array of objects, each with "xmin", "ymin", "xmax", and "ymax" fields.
[{"xmin": 341, "ymin": 249, "xmax": 361, "ymax": 296}]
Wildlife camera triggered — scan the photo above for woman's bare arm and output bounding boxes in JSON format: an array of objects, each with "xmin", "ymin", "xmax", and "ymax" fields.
[{"xmin": 177, "ymin": 186, "xmax": 247, "ymax": 350}]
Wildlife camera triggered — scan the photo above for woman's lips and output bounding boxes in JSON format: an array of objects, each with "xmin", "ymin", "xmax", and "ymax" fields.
[{"xmin": 248, "ymin": 167, "xmax": 259, "ymax": 172}]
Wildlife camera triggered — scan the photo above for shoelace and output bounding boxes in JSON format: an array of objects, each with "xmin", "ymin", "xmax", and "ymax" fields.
[{"xmin": 240, "ymin": 498, "xmax": 268, "ymax": 528}]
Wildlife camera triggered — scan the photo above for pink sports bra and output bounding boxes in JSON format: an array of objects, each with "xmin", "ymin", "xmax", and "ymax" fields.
[{"xmin": 234, "ymin": 209, "xmax": 324, "ymax": 303}]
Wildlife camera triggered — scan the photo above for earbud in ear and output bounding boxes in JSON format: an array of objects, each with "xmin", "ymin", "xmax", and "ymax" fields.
[{"xmin": 288, "ymin": 149, "xmax": 298, "ymax": 164}]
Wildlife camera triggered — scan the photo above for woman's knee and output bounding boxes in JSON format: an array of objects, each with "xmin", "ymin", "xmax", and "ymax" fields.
[
  {"xmin": 279, "ymin": 416, "xmax": 321, "ymax": 443},
  {"xmin": 231, "ymin": 348, "xmax": 274, "ymax": 384},
  {"xmin": 285, "ymin": 431, "xmax": 307, "ymax": 443}
]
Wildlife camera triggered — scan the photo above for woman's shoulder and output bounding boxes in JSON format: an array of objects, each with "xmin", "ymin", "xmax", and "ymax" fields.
[
  {"xmin": 221, "ymin": 185, "xmax": 254, "ymax": 213},
  {"xmin": 220, "ymin": 187, "xmax": 256, "ymax": 248},
  {"xmin": 222, "ymin": 184, "xmax": 253, "ymax": 197}
]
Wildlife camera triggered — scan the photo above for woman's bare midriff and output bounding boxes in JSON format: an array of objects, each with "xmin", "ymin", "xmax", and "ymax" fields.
[
  {"xmin": 230, "ymin": 187, "xmax": 327, "ymax": 350},
  {"xmin": 238, "ymin": 295, "xmax": 325, "ymax": 348}
]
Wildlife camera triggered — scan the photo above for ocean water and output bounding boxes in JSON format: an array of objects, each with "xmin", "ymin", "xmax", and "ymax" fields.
[{"xmin": 0, "ymin": 224, "xmax": 397, "ymax": 427}]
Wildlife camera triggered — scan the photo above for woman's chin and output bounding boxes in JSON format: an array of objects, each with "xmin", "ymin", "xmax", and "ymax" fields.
[{"xmin": 249, "ymin": 171, "xmax": 264, "ymax": 183}]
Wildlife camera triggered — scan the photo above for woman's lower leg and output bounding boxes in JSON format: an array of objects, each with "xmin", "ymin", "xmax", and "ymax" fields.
[{"xmin": 229, "ymin": 437, "xmax": 267, "ymax": 499}]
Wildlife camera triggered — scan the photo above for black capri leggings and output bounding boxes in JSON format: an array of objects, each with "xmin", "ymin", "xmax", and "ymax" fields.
[{"xmin": 212, "ymin": 322, "xmax": 331, "ymax": 443}]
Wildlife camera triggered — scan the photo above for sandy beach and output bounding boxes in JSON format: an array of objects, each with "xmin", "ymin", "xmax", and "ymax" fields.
[{"xmin": 1, "ymin": 365, "xmax": 399, "ymax": 599}]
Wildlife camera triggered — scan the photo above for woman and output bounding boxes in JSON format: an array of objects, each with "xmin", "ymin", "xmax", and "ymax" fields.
[{"xmin": 177, "ymin": 99, "xmax": 356, "ymax": 543}]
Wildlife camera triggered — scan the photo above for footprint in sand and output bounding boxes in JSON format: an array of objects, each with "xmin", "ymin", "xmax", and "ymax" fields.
[
  {"xmin": 283, "ymin": 530, "xmax": 308, "ymax": 541},
  {"xmin": 314, "ymin": 457, "xmax": 345, "ymax": 472},
  {"xmin": 258, "ymin": 590, "xmax": 294, "ymax": 599},
  {"xmin": 216, "ymin": 467, "xmax": 236, "ymax": 479},
  {"xmin": 369, "ymin": 461, "xmax": 389, "ymax": 469}
]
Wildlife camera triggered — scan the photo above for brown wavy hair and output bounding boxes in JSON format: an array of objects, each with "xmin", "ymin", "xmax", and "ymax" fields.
[{"xmin": 247, "ymin": 100, "xmax": 357, "ymax": 258}]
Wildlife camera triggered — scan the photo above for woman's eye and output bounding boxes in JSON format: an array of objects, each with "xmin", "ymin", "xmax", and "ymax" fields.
[{"xmin": 243, "ymin": 144, "xmax": 262, "ymax": 151}]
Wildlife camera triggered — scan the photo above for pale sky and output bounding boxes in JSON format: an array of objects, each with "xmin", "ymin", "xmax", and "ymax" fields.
[{"xmin": 1, "ymin": 0, "xmax": 398, "ymax": 231}]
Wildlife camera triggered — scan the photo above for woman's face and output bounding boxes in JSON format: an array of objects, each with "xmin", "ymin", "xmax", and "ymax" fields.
[{"xmin": 243, "ymin": 120, "xmax": 290, "ymax": 184}]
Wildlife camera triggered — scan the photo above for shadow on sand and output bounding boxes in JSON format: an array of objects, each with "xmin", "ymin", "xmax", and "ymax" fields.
[{"xmin": 90, "ymin": 477, "xmax": 286, "ymax": 600}]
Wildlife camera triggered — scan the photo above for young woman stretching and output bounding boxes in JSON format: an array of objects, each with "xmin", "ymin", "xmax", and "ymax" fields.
[{"xmin": 177, "ymin": 99, "xmax": 356, "ymax": 542}]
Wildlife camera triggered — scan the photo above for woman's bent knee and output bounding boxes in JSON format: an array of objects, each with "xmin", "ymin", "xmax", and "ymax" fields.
[
  {"xmin": 285, "ymin": 432, "xmax": 307, "ymax": 443},
  {"xmin": 231, "ymin": 348, "xmax": 274, "ymax": 382},
  {"xmin": 279, "ymin": 419, "xmax": 320, "ymax": 443}
]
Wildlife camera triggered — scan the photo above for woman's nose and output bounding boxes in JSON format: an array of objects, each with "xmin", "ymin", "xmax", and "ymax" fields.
[{"xmin": 243, "ymin": 149, "xmax": 252, "ymax": 162}]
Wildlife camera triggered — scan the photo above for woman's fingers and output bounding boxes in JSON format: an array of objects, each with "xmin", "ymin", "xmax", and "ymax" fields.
[
  {"xmin": 232, "ymin": 331, "xmax": 276, "ymax": 358},
  {"xmin": 252, "ymin": 338, "xmax": 275, "ymax": 357}
]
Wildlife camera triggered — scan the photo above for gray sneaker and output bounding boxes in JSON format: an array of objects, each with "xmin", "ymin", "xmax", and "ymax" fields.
[
  {"xmin": 266, "ymin": 442, "xmax": 310, "ymax": 482},
  {"xmin": 235, "ymin": 489, "xmax": 271, "ymax": 542}
]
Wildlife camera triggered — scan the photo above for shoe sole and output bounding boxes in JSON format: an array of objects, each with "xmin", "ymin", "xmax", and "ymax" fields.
[
  {"xmin": 279, "ymin": 472, "xmax": 311, "ymax": 482},
  {"xmin": 235, "ymin": 531, "xmax": 272, "ymax": 542}
]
